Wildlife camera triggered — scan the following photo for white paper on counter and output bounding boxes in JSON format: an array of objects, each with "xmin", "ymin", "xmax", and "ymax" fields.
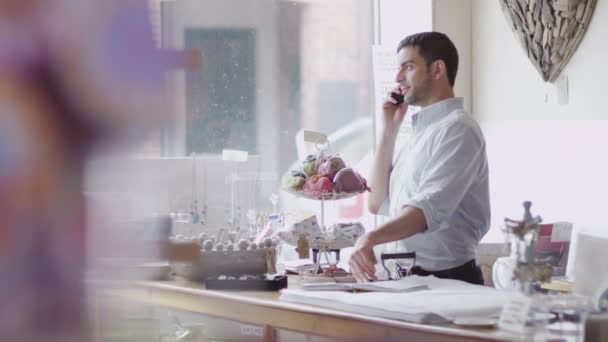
[{"xmin": 281, "ymin": 275, "xmax": 515, "ymax": 324}]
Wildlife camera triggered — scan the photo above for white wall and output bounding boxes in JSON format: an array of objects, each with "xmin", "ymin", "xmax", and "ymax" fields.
[
  {"xmin": 433, "ymin": 0, "xmax": 472, "ymax": 113},
  {"xmin": 473, "ymin": 0, "xmax": 607, "ymax": 120},
  {"xmin": 378, "ymin": 0, "xmax": 433, "ymax": 49},
  {"xmin": 472, "ymin": 0, "xmax": 608, "ymax": 242},
  {"xmin": 377, "ymin": 0, "xmax": 472, "ymax": 112}
]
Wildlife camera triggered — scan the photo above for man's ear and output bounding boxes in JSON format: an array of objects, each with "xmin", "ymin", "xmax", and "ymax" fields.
[{"xmin": 432, "ymin": 60, "xmax": 446, "ymax": 81}]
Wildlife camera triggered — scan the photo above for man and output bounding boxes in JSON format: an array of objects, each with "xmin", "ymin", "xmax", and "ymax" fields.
[{"xmin": 349, "ymin": 32, "xmax": 490, "ymax": 285}]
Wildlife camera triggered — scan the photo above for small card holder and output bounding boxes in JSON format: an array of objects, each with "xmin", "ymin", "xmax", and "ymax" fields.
[
  {"xmin": 380, "ymin": 252, "xmax": 416, "ymax": 280},
  {"xmin": 312, "ymin": 248, "xmax": 341, "ymax": 264}
]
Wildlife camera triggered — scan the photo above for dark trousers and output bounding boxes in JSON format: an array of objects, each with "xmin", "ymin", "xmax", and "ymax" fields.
[{"xmin": 409, "ymin": 259, "xmax": 485, "ymax": 285}]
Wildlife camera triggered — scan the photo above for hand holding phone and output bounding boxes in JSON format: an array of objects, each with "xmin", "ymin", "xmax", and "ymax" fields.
[
  {"xmin": 389, "ymin": 91, "xmax": 404, "ymax": 105},
  {"xmin": 382, "ymin": 86, "xmax": 408, "ymax": 131}
]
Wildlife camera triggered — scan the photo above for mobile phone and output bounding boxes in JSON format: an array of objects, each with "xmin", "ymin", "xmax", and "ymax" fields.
[{"xmin": 390, "ymin": 91, "xmax": 404, "ymax": 105}]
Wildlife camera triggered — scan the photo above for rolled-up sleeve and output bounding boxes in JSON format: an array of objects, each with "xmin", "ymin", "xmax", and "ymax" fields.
[{"xmin": 400, "ymin": 121, "xmax": 485, "ymax": 232}]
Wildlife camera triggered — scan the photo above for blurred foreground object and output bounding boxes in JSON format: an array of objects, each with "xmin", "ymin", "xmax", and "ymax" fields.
[{"xmin": 1, "ymin": 0, "xmax": 171, "ymax": 340}]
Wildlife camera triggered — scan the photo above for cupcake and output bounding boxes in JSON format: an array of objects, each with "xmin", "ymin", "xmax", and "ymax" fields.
[
  {"xmin": 318, "ymin": 155, "xmax": 346, "ymax": 180},
  {"xmin": 302, "ymin": 154, "xmax": 318, "ymax": 177},
  {"xmin": 303, "ymin": 176, "xmax": 333, "ymax": 194},
  {"xmin": 282, "ymin": 173, "xmax": 306, "ymax": 191}
]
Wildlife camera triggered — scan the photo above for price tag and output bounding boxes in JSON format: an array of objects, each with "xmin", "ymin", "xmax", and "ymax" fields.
[
  {"xmin": 498, "ymin": 294, "xmax": 532, "ymax": 334},
  {"xmin": 303, "ymin": 130, "xmax": 327, "ymax": 143},
  {"xmin": 222, "ymin": 149, "xmax": 249, "ymax": 162}
]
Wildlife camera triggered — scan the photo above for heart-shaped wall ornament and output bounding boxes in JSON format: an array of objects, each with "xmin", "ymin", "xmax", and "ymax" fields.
[{"xmin": 499, "ymin": 0, "xmax": 596, "ymax": 82}]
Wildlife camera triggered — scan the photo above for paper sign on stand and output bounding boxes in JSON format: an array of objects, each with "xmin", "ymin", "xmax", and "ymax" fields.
[{"xmin": 302, "ymin": 130, "xmax": 328, "ymax": 144}]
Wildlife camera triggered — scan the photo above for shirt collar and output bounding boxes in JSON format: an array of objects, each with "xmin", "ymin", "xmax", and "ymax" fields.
[{"xmin": 411, "ymin": 97, "xmax": 464, "ymax": 131}]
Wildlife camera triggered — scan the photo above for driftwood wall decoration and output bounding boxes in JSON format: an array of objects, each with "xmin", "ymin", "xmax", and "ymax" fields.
[{"xmin": 499, "ymin": 0, "xmax": 596, "ymax": 82}]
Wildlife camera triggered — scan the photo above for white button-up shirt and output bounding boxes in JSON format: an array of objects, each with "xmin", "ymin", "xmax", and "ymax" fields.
[{"xmin": 379, "ymin": 97, "xmax": 490, "ymax": 271}]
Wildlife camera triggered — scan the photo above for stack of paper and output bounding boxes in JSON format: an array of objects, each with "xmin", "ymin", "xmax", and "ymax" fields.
[
  {"xmin": 302, "ymin": 280, "xmax": 428, "ymax": 293},
  {"xmin": 281, "ymin": 275, "xmax": 515, "ymax": 324}
]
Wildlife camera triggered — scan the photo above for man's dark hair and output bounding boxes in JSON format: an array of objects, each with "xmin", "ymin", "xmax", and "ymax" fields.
[{"xmin": 397, "ymin": 32, "xmax": 459, "ymax": 87}]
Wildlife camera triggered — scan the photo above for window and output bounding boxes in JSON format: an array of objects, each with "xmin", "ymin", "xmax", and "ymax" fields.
[
  {"xmin": 160, "ymin": 0, "xmax": 375, "ymax": 211},
  {"xmin": 164, "ymin": 1, "xmax": 372, "ymax": 146}
]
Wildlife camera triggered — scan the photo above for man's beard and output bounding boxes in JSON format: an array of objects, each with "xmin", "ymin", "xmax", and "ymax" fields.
[{"xmin": 405, "ymin": 72, "xmax": 432, "ymax": 106}]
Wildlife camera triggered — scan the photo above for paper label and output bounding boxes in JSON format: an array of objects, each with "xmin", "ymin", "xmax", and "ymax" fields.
[
  {"xmin": 556, "ymin": 75, "xmax": 569, "ymax": 105},
  {"xmin": 221, "ymin": 149, "xmax": 249, "ymax": 162},
  {"xmin": 498, "ymin": 295, "xmax": 532, "ymax": 333},
  {"xmin": 551, "ymin": 222, "xmax": 573, "ymax": 242},
  {"xmin": 240, "ymin": 324, "xmax": 263, "ymax": 337},
  {"xmin": 303, "ymin": 130, "xmax": 327, "ymax": 144}
]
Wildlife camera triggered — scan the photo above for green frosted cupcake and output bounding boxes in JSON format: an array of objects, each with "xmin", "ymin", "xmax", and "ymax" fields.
[
  {"xmin": 282, "ymin": 173, "xmax": 306, "ymax": 191},
  {"xmin": 302, "ymin": 161, "xmax": 317, "ymax": 177}
]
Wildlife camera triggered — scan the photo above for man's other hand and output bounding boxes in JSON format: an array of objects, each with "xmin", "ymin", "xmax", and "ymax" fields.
[{"xmin": 349, "ymin": 233, "xmax": 378, "ymax": 283}]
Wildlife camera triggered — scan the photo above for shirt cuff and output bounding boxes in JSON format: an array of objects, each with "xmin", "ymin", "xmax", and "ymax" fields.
[{"xmin": 401, "ymin": 199, "xmax": 439, "ymax": 233}]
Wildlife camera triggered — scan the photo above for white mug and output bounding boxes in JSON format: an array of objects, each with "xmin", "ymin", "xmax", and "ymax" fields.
[{"xmin": 492, "ymin": 256, "xmax": 517, "ymax": 290}]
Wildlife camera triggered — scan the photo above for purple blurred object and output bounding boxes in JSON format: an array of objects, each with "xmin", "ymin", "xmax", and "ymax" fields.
[
  {"xmin": 0, "ymin": 1, "xmax": 170, "ymax": 340},
  {"xmin": 0, "ymin": 114, "xmax": 30, "ymax": 183},
  {"xmin": 43, "ymin": 0, "xmax": 172, "ymax": 141},
  {"xmin": 0, "ymin": 20, "xmax": 45, "ymax": 71},
  {"xmin": 98, "ymin": 2, "xmax": 167, "ymax": 86}
]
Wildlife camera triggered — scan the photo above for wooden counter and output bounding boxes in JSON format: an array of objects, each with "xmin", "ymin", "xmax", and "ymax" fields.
[{"xmin": 113, "ymin": 276, "xmax": 530, "ymax": 342}]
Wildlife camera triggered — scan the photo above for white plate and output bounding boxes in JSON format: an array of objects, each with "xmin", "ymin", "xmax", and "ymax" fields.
[
  {"xmin": 452, "ymin": 318, "xmax": 498, "ymax": 327},
  {"xmin": 282, "ymin": 188, "xmax": 364, "ymax": 200}
]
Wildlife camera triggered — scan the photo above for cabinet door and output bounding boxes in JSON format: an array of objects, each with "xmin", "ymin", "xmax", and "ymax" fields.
[
  {"xmin": 158, "ymin": 308, "xmax": 268, "ymax": 342},
  {"xmin": 277, "ymin": 329, "xmax": 349, "ymax": 342}
]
